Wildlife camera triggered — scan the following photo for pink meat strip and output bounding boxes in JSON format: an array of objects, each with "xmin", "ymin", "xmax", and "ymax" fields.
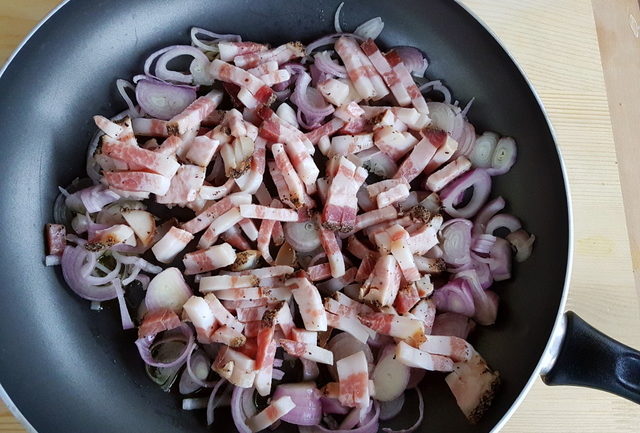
[
  {"xmin": 183, "ymin": 243, "xmax": 237, "ymax": 275},
  {"xmin": 335, "ymin": 37, "xmax": 388, "ymax": 101},
  {"xmin": 131, "ymin": 118, "xmax": 169, "ymax": 137},
  {"xmin": 394, "ymin": 131, "xmax": 444, "ymax": 182},
  {"xmin": 235, "ymin": 136, "xmax": 267, "ymax": 194},
  {"xmin": 218, "ymin": 41, "xmax": 269, "ymax": 62},
  {"xmin": 101, "ymin": 140, "xmax": 180, "ymax": 178},
  {"xmin": 167, "ymin": 89, "xmax": 224, "ymax": 135},
  {"xmin": 209, "ymin": 59, "xmax": 272, "ymax": 100},
  {"xmin": 360, "ymin": 39, "xmax": 412, "ymax": 106},
  {"xmin": 233, "ymin": 42, "xmax": 305, "ymax": 69},
  {"xmin": 385, "ymin": 50, "xmax": 429, "ymax": 114},
  {"xmin": 181, "ymin": 193, "xmax": 252, "ymax": 234},
  {"xmin": 319, "ymin": 224, "xmax": 345, "ymax": 278},
  {"xmin": 271, "ymin": 142, "xmax": 307, "ymax": 209},
  {"xmin": 156, "ymin": 164, "xmax": 205, "ymax": 205},
  {"xmin": 240, "ymin": 204, "xmax": 300, "ymax": 222},
  {"xmin": 104, "ymin": 171, "xmax": 171, "ymax": 195},
  {"xmin": 353, "ymin": 206, "xmax": 398, "ymax": 233},
  {"xmin": 425, "ymin": 156, "xmax": 472, "ymax": 192},
  {"xmin": 220, "ymin": 225, "xmax": 252, "ymax": 251},
  {"xmin": 257, "ymin": 107, "xmax": 318, "ymax": 185},
  {"xmin": 305, "ymin": 117, "xmax": 346, "ymax": 145}
]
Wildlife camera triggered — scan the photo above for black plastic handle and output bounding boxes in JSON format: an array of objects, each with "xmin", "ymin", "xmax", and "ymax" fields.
[{"xmin": 541, "ymin": 311, "xmax": 640, "ymax": 403}]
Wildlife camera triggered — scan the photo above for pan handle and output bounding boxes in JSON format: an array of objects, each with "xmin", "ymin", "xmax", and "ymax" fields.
[{"xmin": 541, "ymin": 311, "xmax": 640, "ymax": 403}]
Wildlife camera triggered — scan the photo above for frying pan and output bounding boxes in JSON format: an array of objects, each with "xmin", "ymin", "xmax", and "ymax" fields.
[{"xmin": 0, "ymin": 0, "xmax": 638, "ymax": 432}]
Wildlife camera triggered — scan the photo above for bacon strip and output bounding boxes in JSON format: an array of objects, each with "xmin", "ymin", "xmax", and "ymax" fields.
[
  {"xmin": 46, "ymin": 224, "xmax": 66, "ymax": 256},
  {"xmin": 219, "ymin": 41, "xmax": 269, "ymax": 62},
  {"xmin": 183, "ymin": 296, "xmax": 216, "ymax": 343},
  {"xmin": 352, "ymin": 206, "xmax": 397, "ymax": 233},
  {"xmin": 181, "ymin": 193, "xmax": 252, "ymax": 234},
  {"xmin": 271, "ymin": 142, "xmax": 307, "ymax": 209},
  {"xmin": 199, "ymin": 207, "xmax": 244, "ymax": 249},
  {"xmin": 200, "ymin": 274, "xmax": 260, "ymax": 293},
  {"xmin": 183, "ymin": 243, "xmax": 236, "ymax": 275},
  {"xmin": 373, "ymin": 126, "xmax": 417, "ymax": 161},
  {"xmin": 305, "ymin": 117, "xmax": 346, "ymax": 145},
  {"xmin": 279, "ymin": 339, "xmax": 334, "ymax": 364},
  {"xmin": 386, "ymin": 224, "xmax": 420, "ymax": 282},
  {"xmin": 167, "ymin": 89, "xmax": 224, "ymax": 135},
  {"xmin": 105, "ymin": 171, "xmax": 171, "ymax": 195},
  {"xmin": 361, "ymin": 39, "xmax": 412, "ymax": 106},
  {"xmin": 233, "ymin": 42, "xmax": 305, "ymax": 69},
  {"xmin": 395, "ymin": 341, "xmax": 454, "ymax": 372},
  {"xmin": 257, "ymin": 107, "xmax": 319, "ymax": 185},
  {"xmin": 204, "ymin": 293, "xmax": 244, "ymax": 332},
  {"xmin": 359, "ymin": 313, "xmax": 426, "ymax": 347},
  {"xmin": 235, "ymin": 137, "xmax": 267, "ymax": 194},
  {"xmin": 423, "ymin": 130, "xmax": 459, "ymax": 175},
  {"xmin": 211, "ymin": 325, "xmax": 246, "ymax": 347},
  {"xmin": 287, "ymin": 274, "xmax": 327, "ymax": 331},
  {"xmin": 426, "ymin": 156, "xmax": 472, "ymax": 192},
  {"xmin": 394, "ymin": 133, "xmax": 443, "ymax": 182},
  {"xmin": 307, "ymin": 262, "xmax": 332, "ymax": 282},
  {"xmin": 215, "ymin": 287, "xmax": 263, "ymax": 301},
  {"xmin": 360, "ymin": 255, "xmax": 401, "ymax": 307},
  {"xmin": 210, "ymin": 59, "xmax": 271, "ymax": 97},
  {"xmin": 130, "ymin": 117, "xmax": 169, "ymax": 137},
  {"xmin": 101, "ymin": 140, "xmax": 179, "ymax": 178},
  {"xmin": 156, "ymin": 164, "xmax": 205, "ymax": 205},
  {"xmin": 335, "ymin": 37, "xmax": 388, "ymax": 101},
  {"xmin": 212, "ymin": 345, "xmax": 255, "ymax": 387},
  {"xmin": 240, "ymin": 204, "xmax": 299, "ymax": 221},
  {"xmin": 336, "ymin": 351, "xmax": 370, "ymax": 408},
  {"xmin": 319, "ymin": 225, "xmax": 345, "ymax": 278},
  {"xmin": 151, "ymin": 226, "xmax": 194, "ymax": 263},
  {"xmin": 385, "ymin": 50, "xmax": 429, "ymax": 113},
  {"xmin": 254, "ymin": 339, "xmax": 277, "ymax": 397},
  {"xmin": 406, "ymin": 214, "xmax": 443, "ymax": 255},
  {"xmin": 220, "ymin": 224, "xmax": 251, "ymax": 250}
]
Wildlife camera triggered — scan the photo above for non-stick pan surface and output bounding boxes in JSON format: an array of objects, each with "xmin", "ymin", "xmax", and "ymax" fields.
[{"xmin": 0, "ymin": 1, "xmax": 569, "ymax": 432}]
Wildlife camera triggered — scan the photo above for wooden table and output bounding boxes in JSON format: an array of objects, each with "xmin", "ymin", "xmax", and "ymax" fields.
[{"xmin": 1, "ymin": 0, "xmax": 639, "ymax": 432}]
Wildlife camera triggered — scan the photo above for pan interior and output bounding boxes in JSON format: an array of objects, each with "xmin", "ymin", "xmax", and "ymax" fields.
[{"xmin": 0, "ymin": 1, "xmax": 569, "ymax": 432}]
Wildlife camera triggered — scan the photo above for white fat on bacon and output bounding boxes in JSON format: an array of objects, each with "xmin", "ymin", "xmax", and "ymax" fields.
[
  {"xmin": 204, "ymin": 293, "xmax": 244, "ymax": 332},
  {"xmin": 199, "ymin": 274, "xmax": 259, "ymax": 293},
  {"xmin": 287, "ymin": 274, "xmax": 327, "ymax": 331},
  {"xmin": 420, "ymin": 335, "xmax": 474, "ymax": 362},
  {"xmin": 181, "ymin": 193, "xmax": 251, "ymax": 234},
  {"xmin": 318, "ymin": 78, "xmax": 350, "ymax": 106},
  {"xmin": 167, "ymin": 89, "xmax": 223, "ymax": 135},
  {"xmin": 220, "ymin": 136, "xmax": 255, "ymax": 178},
  {"xmin": 324, "ymin": 298, "xmax": 374, "ymax": 343},
  {"xmin": 386, "ymin": 224, "xmax": 421, "ymax": 282},
  {"xmin": 395, "ymin": 341, "xmax": 454, "ymax": 372},
  {"xmin": 328, "ymin": 133, "xmax": 374, "ymax": 157},
  {"xmin": 183, "ymin": 243, "xmax": 236, "ymax": 275},
  {"xmin": 426, "ymin": 156, "xmax": 472, "ymax": 192},
  {"xmin": 185, "ymin": 136, "xmax": 220, "ymax": 167},
  {"xmin": 156, "ymin": 164, "xmax": 205, "ymax": 205},
  {"xmin": 182, "ymin": 296, "xmax": 215, "ymax": 343},
  {"xmin": 131, "ymin": 118, "xmax": 169, "ymax": 137},
  {"xmin": 234, "ymin": 42, "xmax": 305, "ymax": 69},
  {"xmin": 445, "ymin": 350, "xmax": 500, "ymax": 423},
  {"xmin": 240, "ymin": 204, "xmax": 299, "ymax": 222},
  {"xmin": 271, "ymin": 142, "xmax": 307, "ymax": 209},
  {"xmin": 406, "ymin": 214, "xmax": 443, "ymax": 255},
  {"xmin": 198, "ymin": 207, "xmax": 244, "ymax": 249},
  {"xmin": 373, "ymin": 126, "xmax": 416, "ymax": 161},
  {"xmin": 211, "ymin": 325, "xmax": 246, "ymax": 347},
  {"xmin": 336, "ymin": 351, "xmax": 370, "ymax": 408},
  {"xmin": 359, "ymin": 254, "xmax": 401, "ymax": 307},
  {"xmin": 246, "ymin": 396, "xmax": 296, "ymax": 433},
  {"xmin": 358, "ymin": 312, "xmax": 426, "ymax": 347},
  {"xmin": 335, "ymin": 37, "xmax": 388, "ymax": 101},
  {"xmin": 218, "ymin": 41, "xmax": 269, "ymax": 62},
  {"xmin": 280, "ymin": 339, "xmax": 334, "ymax": 364},
  {"xmin": 424, "ymin": 130, "xmax": 459, "ymax": 175},
  {"xmin": 105, "ymin": 171, "xmax": 171, "ymax": 196},
  {"xmin": 151, "ymin": 226, "xmax": 193, "ymax": 264},
  {"xmin": 212, "ymin": 345, "xmax": 256, "ymax": 388}
]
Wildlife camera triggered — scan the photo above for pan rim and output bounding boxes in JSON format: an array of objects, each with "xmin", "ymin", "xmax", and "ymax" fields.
[
  {"xmin": 0, "ymin": 1, "xmax": 574, "ymax": 432},
  {"xmin": 452, "ymin": 1, "xmax": 573, "ymax": 432}
]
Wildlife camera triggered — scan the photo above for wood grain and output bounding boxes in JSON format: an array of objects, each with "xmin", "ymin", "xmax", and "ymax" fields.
[
  {"xmin": 592, "ymin": 0, "xmax": 640, "ymax": 298},
  {"xmin": 1, "ymin": 0, "xmax": 639, "ymax": 432}
]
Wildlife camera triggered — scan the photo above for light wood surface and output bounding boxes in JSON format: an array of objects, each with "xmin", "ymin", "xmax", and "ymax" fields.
[{"xmin": 1, "ymin": 0, "xmax": 639, "ymax": 432}]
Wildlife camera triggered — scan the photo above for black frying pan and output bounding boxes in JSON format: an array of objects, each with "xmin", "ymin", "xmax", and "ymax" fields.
[{"xmin": 0, "ymin": 1, "xmax": 638, "ymax": 432}]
